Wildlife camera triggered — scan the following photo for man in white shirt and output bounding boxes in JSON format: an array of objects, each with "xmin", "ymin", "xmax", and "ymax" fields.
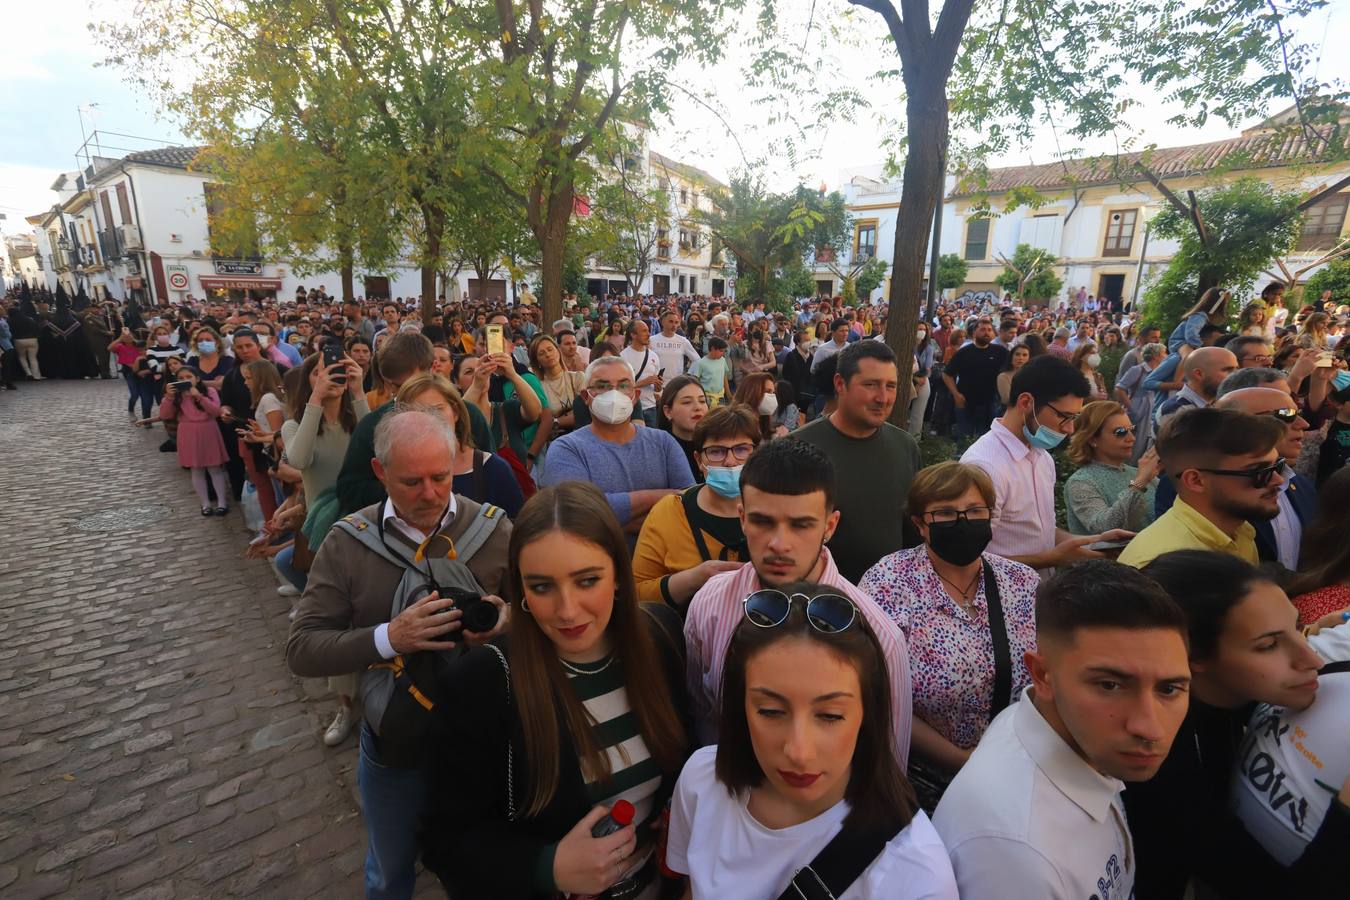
[
  {"xmin": 649, "ymin": 310, "xmax": 701, "ymax": 377},
  {"xmin": 934, "ymin": 560, "xmax": 1192, "ymax": 900},
  {"xmin": 810, "ymin": 317, "xmax": 851, "ymax": 372},
  {"xmin": 961, "ymin": 355, "xmax": 1130, "ymax": 570},
  {"xmin": 618, "ymin": 319, "xmax": 664, "ymax": 426}
]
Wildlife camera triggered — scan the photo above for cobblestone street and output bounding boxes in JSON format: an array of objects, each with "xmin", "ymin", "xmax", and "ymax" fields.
[{"xmin": 0, "ymin": 378, "xmax": 376, "ymax": 898}]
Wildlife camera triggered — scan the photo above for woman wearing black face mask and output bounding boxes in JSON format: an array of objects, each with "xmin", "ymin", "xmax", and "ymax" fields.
[{"xmin": 859, "ymin": 461, "xmax": 1041, "ymax": 811}]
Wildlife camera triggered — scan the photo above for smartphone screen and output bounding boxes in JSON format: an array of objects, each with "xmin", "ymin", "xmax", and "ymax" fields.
[{"xmin": 486, "ymin": 324, "xmax": 505, "ymax": 356}]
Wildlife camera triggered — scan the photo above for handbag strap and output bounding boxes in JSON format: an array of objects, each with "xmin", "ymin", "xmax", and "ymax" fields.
[
  {"xmin": 983, "ymin": 559, "xmax": 1015, "ymax": 717},
  {"xmin": 776, "ymin": 820, "xmax": 902, "ymax": 900}
]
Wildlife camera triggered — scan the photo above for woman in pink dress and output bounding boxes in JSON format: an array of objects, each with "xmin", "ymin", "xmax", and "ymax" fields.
[{"xmin": 159, "ymin": 366, "xmax": 231, "ymax": 516}]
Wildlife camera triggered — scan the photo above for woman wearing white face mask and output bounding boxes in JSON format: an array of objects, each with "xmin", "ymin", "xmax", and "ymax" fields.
[
  {"xmin": 1070, "ymin": 341, "xmax": 1107, "ymax": 400},
  {"xmin": 909, "ymin": 323, "xmax": 936, "ymax": 437},
  {"xmin": 733, "ymin": 371, "xmax": 798, "ymax": 438},
  {"xmin": 633, "ymin": 405, "xmax": 760, "ymax": 610}
]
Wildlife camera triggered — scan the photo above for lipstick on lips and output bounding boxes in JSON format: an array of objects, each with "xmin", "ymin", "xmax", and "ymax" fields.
[
  {"xmin": 778, "ymin": 770, "xmax": 821, "ymax": 789},
  {"xmin": 558, "ymin": 623, "xmax": 589, "ymax": 639}
]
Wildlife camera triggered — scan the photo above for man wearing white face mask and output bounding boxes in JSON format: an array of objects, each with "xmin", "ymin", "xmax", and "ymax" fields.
[{"xmin": 541, "ymin": 357, "xmax": 694, "ymax": 535}]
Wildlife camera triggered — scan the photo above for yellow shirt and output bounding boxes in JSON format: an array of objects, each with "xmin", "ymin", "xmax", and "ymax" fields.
[
  {"xmin": 1117, "ymin": 498, "xmax": 1259, "ymax": 568},
  {"xmin": 633, "ymin": 489, "xmax": 744, "ymax": 606}
]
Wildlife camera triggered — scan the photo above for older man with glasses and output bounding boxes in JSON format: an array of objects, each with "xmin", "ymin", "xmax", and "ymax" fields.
[
  {"xmin": 1215, "ymin": 386, "xmax": 1315, "ymax": 571},
  {"xmin": 541, "ymin": 356, "xmax": 694, "ymax": 535}
]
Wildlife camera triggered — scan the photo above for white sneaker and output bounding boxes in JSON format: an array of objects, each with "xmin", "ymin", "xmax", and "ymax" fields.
[
  {"xmin": 324, "ymin": 707, "xmax": 354, "ymax": 746},
  {"xmin": 276, "ymin": 584, "xmax": 300, "ymax": 597}
]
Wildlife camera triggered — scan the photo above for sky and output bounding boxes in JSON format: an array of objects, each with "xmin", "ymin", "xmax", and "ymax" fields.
[{"xmin": 1, "ymin": 0, "xmax": 1347, "ymax": 236}]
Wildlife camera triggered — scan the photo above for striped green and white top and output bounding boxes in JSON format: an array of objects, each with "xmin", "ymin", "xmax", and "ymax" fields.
[
  {"xmin": 565, "ymin": 654, "xmax": 664, "ymax": 898},
  {"xmin": 565, "ymin": 655, "xmax": 665, "ymax": 824}
]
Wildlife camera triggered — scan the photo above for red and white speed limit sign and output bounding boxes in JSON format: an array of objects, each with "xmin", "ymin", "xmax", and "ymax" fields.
[{"xmin": 168, "ymin": 272, "xmax": 189, "ymax": 290}]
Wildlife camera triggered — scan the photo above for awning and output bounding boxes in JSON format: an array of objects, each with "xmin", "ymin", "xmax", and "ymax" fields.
[{"xmin": 199, "ymin": 276, "xmax": 283, "ymax": 291}]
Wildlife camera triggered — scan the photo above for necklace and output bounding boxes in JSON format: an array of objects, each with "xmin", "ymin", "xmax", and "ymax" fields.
[
  {"xmin": 934, "ymin": 567, "xmax": 983, "ymax": 608},
  {"xmin": 559, "ymin": 654, "xmax": 616, "ymax": 676}
]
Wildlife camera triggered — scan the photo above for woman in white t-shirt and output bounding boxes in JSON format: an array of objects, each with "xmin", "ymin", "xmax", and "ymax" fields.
[{"xmin": 666, "ymin": 583, "xmax": 958, "ymax": 899}]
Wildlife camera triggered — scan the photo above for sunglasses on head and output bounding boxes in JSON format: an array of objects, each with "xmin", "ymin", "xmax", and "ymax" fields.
[
  {"xmin": 743, "ymin": 590, "xmax": 858, "ymax": 634},
  {"xmin": 1191, "ymin": 457, "xmax": 1285, "ymax": 488},
  {"xmin": 1263, "ymin": 407, "xmax": 1300, "ymax": 424}
]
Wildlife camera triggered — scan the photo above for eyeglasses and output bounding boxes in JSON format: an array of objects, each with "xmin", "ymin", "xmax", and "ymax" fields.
[
  {"xmin": 743, "ymin": 590, "xmax": 858, "ymax": 634},
  {"xmin": 1043, "ymin": 402, "xmax": 1081, "ymax": 425},
  {"xmin": 701, "ymin": 442, "xmax": 755, "ymax": 463},
  {"xmin": 1110, "ymin": 425, "xmax": 1135, "ymax": 438},
  {"xmin": 1242, "ymin": 354, "xmax": 1275, "ymax": 365},
  {"xmin": 1262, "ymin": 407, "xmax": 1301, "ymax": 424},
  {"xmin": 588, "ymin": 380, "xmax": 634, "ymax": 393},
  {"xmin": 924, "ymin": 506, "xmax": 993, "ymax": 524},
  {"xmin": 1192, "ymin": 458, "xmax": 1286, "ymax": 488}
]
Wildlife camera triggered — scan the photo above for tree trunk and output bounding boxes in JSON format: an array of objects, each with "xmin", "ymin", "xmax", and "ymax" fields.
[
  {"xmin": 420, "ymin": 203, "xmax": 445, "ymax": 322},
  {"xmin": 537, "ymin": 180, "xmax": 575, "ymax": 327},
  {"xmin": 338, "ymin": 242, "xmax": 355, "ymax": 303},
  {"xmin": 884, "ymin": 81, "xmax": 949, "ymax": 426}
]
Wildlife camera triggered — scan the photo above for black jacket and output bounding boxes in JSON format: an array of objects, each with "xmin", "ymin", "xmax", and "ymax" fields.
[
  {"xmin": 422, "ymin": 603, "xmax": 691, "ymax": 899},
  {"xmin": 1123, "ymin": 697, "xmax": 1348, "ymax": 898}
]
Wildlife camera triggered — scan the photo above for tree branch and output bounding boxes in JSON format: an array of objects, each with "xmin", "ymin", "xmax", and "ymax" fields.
[{"xmin": 847, "ymin": 0, "xmax": 913, "ymax": 62}]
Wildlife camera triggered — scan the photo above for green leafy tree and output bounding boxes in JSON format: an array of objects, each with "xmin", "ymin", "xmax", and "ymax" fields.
[
  {"xmin": 1139, "ymin": 178, "xmax": 1302, "ymax": 331},
  {"xmin": 936, "ymin": 253, "xmax": 969, "ymax": 293},
  {"xmin": 1303, "ymin": 258, "xmax": 1350, "ymax": 305},
  {"xmin": 759, "ymin": 0, "xmax": 1348, "ymax": 423},
  {"xmin": 471, "ymin": 0, "xmax": 745, "ymax": 325},
  {"xmin": 98, "ymin": 0, "xmax": 477, "ymax": 319},
  {"xmin": 701, "ymin": 176, "xmax": 839, "ymax": 309},
  {"xmin": 854, "ymin": 256, "xmax": 889, "ymax": 298},
  {"xmin": 995, "ymin": 244, "xmax": 1062, "ymax": 301}
]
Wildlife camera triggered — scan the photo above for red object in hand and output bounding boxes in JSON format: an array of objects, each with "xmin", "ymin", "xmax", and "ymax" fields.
[{"xmin": 590, "ymin": 800, "xmax": 635, "ymax": 838}]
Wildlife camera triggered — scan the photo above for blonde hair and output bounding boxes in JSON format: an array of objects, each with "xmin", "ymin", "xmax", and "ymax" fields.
[
  {"xmin": 1067, "ymin": 400, "xmax": 1129, "ymax": 466},
  {"xmin": 395, "ymin": 373, "xmax": 474, "ymax": 450}
]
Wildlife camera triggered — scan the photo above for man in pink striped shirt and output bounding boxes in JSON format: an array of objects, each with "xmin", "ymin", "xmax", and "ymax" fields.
[{"xmin": 684, "ymin": 440, "xmax": 913, "ymax": 765}]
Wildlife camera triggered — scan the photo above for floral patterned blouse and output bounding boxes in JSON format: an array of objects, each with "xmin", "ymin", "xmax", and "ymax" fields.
[{"xmin": 860, "ymin": 546, "xmax": 1040, "ymax": 750}]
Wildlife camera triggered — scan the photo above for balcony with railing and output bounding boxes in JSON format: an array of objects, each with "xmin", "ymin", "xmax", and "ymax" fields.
[{"xmin": 97, "ymin": 228, "xmax": 126, "ymax": 264}]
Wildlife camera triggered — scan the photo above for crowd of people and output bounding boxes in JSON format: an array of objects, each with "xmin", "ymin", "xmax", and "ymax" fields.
[{"xmin": 6, "ymin": 278, "xmax": 1350, "ymax": 900}]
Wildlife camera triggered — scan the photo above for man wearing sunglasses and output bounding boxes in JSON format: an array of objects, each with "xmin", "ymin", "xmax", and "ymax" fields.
[
  {"xmin": 1215, "ymin": 387, "xmax": 1315, "ymax": 571},
  {"xmin": 1119, "ymin": 407, "xmax": 1287, "ymax": 568},
  {"xmin": 683, "ymin": 438, "xmax": 914, "ymax": 762}
]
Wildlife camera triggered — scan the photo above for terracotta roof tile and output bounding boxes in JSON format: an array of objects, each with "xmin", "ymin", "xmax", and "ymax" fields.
[{"xmin": 950, "ymin": 127, "xmax": 1345, "ymax": 198}]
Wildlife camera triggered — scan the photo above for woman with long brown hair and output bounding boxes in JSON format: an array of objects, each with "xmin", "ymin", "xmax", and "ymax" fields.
[
  {"xmin": 732, "ymin": 371, "xmax": 788, "ymax": 438},
  {"xmin": 424, "ymin": 482, "xmax": 691, "ymax": 899}
]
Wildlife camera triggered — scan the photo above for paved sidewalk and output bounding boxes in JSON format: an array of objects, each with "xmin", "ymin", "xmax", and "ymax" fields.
[{"xmin": 0, "ymin": 379, "xmax": 385, "ymax": 898}]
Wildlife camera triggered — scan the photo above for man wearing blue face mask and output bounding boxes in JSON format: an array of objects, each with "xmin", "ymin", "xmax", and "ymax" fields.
[
  {"xmin": 541, "ymin": 356, "xmax": 694, "ymax": 537},
  {"xmin": 961, "ymin": 355, "xmax": 1134, "ymax": 571}
]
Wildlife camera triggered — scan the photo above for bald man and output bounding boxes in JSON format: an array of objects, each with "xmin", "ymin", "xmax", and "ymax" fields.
[
  {"xmin": 1216, "ymin": 387, "xmax": 1316, "ymax": 569},
  {"xmin": 1157, "ymin": 346, "xmax": 1238, "ymax": 422}
]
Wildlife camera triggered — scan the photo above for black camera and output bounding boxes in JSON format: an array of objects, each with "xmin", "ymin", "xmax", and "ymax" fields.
[{"xmin": 432, "ymin": 586, "xmax": 498, "ymax": 642}]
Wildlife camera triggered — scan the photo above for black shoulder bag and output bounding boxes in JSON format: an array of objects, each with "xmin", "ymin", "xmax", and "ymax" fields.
[
  {"xmin": 908, "ymin": 559, "xmax": 1014, "ymax": 812},
  {"xmin": 774, "ymin": 819, "xmax": 905, "ymax": 900}
]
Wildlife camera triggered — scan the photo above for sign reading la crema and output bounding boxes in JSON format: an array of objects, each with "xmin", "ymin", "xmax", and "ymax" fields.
[{"xmin": 213, "ymin": 259, "xmax": 264, "ymax": 276}]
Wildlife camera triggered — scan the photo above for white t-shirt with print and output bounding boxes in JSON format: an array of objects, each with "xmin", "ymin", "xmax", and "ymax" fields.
[
  {"xmin": 666, "ymin": 746, "xmax": 958, "ymax": 900},
  {"xmin": 1229, "ymin": 622, "xmax": 1350, "ymax": 866}
]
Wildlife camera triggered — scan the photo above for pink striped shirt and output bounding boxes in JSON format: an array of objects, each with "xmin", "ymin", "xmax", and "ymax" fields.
[
  {"xmin": 683, "ymin": 549, "xmax": 913, "ymax": 766},
  {"xmin": 960, "ymin": 420, "xmax": 1058, "ymax": 564}
]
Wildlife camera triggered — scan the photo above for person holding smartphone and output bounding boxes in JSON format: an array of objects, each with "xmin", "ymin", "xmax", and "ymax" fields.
[{"xmin": 158, "ymin": 367, "xmax": 232, "ymax": 516}]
